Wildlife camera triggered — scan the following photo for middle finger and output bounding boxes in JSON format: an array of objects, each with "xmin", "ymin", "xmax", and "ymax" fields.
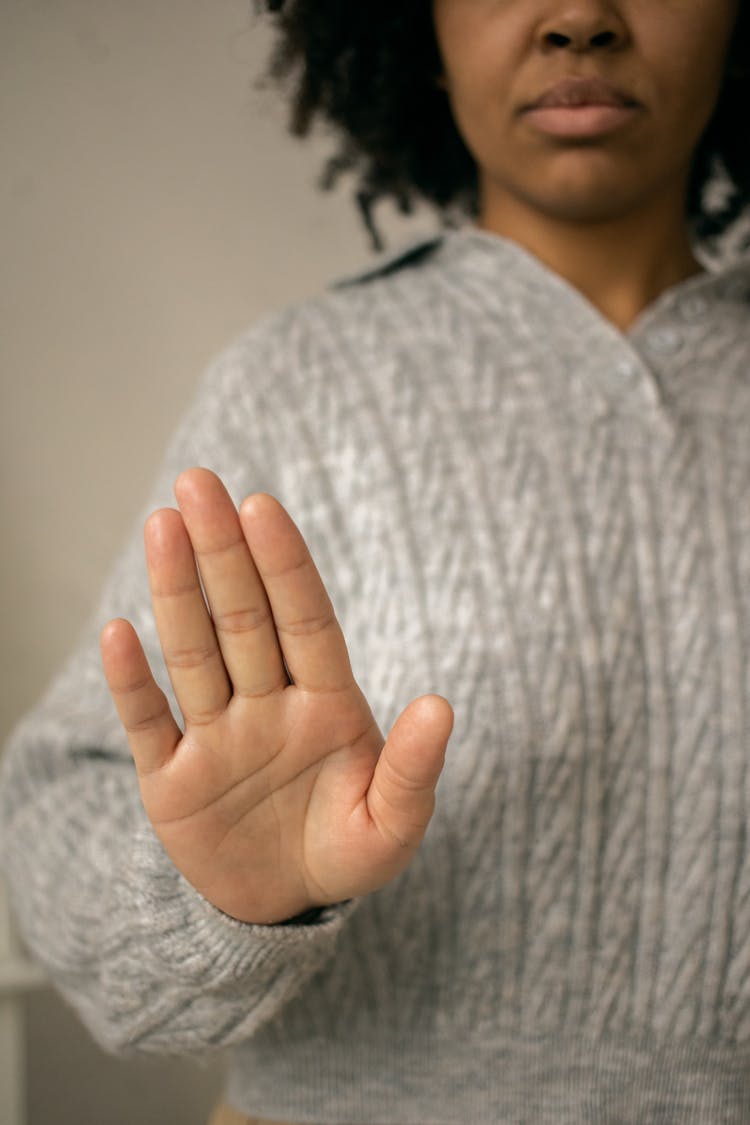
[{"xmin": 174, "ymin": 468, "xmax": 288, "ymax": 697}]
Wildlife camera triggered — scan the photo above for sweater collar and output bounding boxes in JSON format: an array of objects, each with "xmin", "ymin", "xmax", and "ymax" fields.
[
  {"xmin": 437, "ymin": 226, "xmax": 750, "ymax": 335},
  {"xmin": 336, "ymin": 223, "xmax": 750, "ymax": 334}
]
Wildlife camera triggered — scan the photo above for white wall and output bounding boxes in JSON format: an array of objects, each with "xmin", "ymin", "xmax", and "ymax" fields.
[{"xmin": 1, "ymin": 2, "xmax": 433, "ymax": 1121}]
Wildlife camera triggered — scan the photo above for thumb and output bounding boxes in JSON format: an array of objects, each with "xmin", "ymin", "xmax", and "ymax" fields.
[{"xmin": 367, "ymin": 694, "xmax": 454, "ymax": 854}]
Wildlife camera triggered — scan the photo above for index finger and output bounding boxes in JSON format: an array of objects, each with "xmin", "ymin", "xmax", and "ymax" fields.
[{"xmin": 239, "ymin": 494, "xmax": 354, "ymax": 694}]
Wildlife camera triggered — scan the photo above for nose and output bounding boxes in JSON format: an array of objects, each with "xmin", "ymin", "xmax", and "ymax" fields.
[{"xmin": 537, "ymin": 5, "xmax": 629, "ymax": 52}]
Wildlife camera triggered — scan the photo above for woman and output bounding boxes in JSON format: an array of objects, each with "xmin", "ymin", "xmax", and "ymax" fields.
[{"xmin": 3, "ymin": 1, "xmax": 750, "ymax": 1121}]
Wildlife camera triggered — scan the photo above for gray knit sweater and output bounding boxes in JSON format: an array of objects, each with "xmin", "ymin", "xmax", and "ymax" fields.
[{"xmin": 3, "ymin": 229, "xmax": 750, "ymax": 1123}]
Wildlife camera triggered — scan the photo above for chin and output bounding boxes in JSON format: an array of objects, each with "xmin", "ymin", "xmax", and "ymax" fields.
[
  {"xmin": 519, "ymin": 179, "xmax": 645, "ymax": 226},
  {"xmin": 544, "ymin": 196, "xmax": 639, "ymax": 225}
]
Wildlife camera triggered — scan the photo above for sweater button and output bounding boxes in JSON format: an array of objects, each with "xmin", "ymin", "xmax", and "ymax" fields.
[
  {"xmin": 680, "ymin": 294, "xmax": 708, "ymax": 320},
  {"xmin": 646, "ymin": 327, "xmax": 681, "ymax": 355},
  {"xmin": 614, "ymin": 357, "xmax": 638, "ymax": 380}
]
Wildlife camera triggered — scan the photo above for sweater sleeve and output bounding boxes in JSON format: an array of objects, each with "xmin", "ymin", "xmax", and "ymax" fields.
[{"xmin": 0, "ymin": 319, "xmax": 359, "ymax": 1056}]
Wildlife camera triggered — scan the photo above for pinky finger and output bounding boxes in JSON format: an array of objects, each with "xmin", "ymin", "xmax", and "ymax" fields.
[{"xmin": 100, "ymin": 618, "xmax": 182, "ymax": 775}]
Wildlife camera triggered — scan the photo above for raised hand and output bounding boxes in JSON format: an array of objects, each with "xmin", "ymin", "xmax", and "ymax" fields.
[{"xmin": 100, "ymin": 468, "xmax": 453, "ymax": 924}]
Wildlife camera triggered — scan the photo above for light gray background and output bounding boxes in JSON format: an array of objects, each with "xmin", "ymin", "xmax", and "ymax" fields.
[{"xmin": 1, "ymin": 1, "xmax": 433, "ymax": 1121}]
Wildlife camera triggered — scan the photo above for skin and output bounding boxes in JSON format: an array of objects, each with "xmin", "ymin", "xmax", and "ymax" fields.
[
  {"xmin": 101, "ymin": 4, "xmax": 739, "ymax": 923},
  {"xmin": 101, "ymin": 470, "xmax": 453, "ymax": 924},
  {"xmin": 432, "ymin": 0, "xmax": 740, "ymax": 330}
]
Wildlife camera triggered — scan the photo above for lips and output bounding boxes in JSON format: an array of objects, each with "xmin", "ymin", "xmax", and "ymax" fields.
[
  {"xmin": 520, "ymin": 77, "xmax": 641, "ymax": 139},
  {"xmin": 525, "ymin": 77, "xmax": 638, "ymax": 112}
]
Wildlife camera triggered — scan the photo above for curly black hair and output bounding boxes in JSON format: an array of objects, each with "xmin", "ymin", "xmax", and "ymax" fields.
[{"xmin": 261, "ymin": 0, "xmax": 750, "ymax": 251}]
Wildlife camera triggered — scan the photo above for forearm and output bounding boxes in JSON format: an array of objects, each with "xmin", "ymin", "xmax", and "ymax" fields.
[{"xmin": 0, "ymin": 323, "xmax": 355, "ymax": 1053}]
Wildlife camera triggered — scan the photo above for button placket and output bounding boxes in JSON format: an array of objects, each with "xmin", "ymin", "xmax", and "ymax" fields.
[{"xmin": 609, "ymin": 348, "xmax": 662, "ymax": 409}]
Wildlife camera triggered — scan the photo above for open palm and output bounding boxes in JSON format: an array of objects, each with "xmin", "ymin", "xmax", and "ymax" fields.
[{"xmin": 101, "ymin": 468, "xmax": 453, "ymax": 924}]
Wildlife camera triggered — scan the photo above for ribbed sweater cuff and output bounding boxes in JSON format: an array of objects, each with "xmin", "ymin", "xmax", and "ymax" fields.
[{"xmin": 123, "ymin": 824, "xmax": 358, "ymax": 992}]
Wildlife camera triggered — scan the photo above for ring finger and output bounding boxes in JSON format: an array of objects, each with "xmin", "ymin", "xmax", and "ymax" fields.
[{"xmin": 145, "ymin": 507, "xmax": 232, "ymax": 726}]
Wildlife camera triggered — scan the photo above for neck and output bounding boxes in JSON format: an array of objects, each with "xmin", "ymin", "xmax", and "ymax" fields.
[{"xmin": 478, "ymin": 193, "xmax": 704, "ymax": 332}]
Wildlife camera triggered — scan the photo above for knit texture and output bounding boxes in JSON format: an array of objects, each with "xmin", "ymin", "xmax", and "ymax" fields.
[{"xmin": 3, "ymin": 229, "xmax": 750, "ymax": 1122}]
